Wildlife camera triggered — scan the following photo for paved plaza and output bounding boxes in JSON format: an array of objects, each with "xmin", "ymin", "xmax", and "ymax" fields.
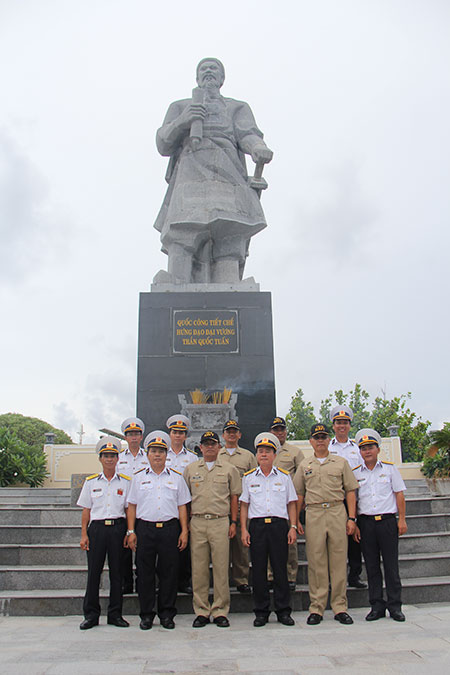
[{"xmin": 1, "ymin": 603, "xmax": 450, "ymax": 674}]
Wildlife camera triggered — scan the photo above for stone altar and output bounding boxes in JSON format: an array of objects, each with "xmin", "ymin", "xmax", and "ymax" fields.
[{"xmin": 136, "ymin": 291, "xmax": 276, "ymax": 451}]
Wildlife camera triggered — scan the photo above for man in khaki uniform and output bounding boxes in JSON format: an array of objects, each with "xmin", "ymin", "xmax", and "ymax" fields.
[
  {"xmin": 218, "ymin": 419, "xmax": 257, "ymax": 594},
  {"xmin": 294, "ymin": 423, "xmax": 358, "ymax": 626},
  {"xmin": 270, "ymin": 416, "xmax": 304, "ymax": 590},
  {"xmin": 183, "ymin": 430, "xmax": 241, "ymax": 628}
]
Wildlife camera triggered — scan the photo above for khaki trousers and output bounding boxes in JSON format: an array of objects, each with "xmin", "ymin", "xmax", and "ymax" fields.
[
  {"xmin": 230, "ymin": 521, "xmax": 250, "ymax": 586},
  {"xmin": 305, "ymin": 503, "xmax": 348, "ymax": 615},
  {"xmin": 190, "ymin": 516, "xmax": 230, "ymax": 618}
]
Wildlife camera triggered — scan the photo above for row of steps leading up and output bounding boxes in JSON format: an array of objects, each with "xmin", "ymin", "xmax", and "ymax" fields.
[{"xmin": 0, "ymin": 488, "xmax": 449, "ymax": 616}]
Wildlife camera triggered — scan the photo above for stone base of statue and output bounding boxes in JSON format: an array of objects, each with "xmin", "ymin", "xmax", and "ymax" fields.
[{"xmin": 136, "ymin": 290, "xmax": 276, "ymax": 450}]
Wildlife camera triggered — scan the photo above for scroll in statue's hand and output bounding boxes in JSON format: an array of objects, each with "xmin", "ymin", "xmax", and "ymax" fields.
[{"xmin": 178, "ymin": 103, "xmax": 207, "ymax": 130}]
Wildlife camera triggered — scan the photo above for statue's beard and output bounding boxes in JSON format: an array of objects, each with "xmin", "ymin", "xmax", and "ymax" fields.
[{"xmin": 201, "ymin": 76, "xmax": 220, "ymax": 91}]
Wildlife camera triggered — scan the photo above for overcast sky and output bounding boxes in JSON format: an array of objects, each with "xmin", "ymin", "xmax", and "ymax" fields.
[{"xmin": 1, "ymin": 0, "xmax": 449, "ymax": 444}]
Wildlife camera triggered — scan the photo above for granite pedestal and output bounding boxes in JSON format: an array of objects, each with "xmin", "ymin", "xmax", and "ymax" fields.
[{"xmin": 136, "ymin": 292, "xmax": 276, "ymax": 450}]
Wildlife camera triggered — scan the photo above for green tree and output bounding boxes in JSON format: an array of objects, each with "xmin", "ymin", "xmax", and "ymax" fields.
[
  {"xmin": 286, "ymin": 389, "xmax": 316, "ymax": 440},
  {"xmin": 285, "ymin": 384, "xmax": 430, "ymax": 462},
  {"xmin": 0, "ymin": 413, "xmax": 73, "ymax": 454},
  {"xmin": 370, "ymin": 393, "xmax": 430, "ymax": 462},
  {"xmin": 0, "ymin": 428, "xmax": 48, "ymax": 487}
]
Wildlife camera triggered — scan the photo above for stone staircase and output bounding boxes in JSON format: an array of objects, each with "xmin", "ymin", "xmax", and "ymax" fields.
[{"xmin": 1, "ymin": 481, "xmax": 449, "ymax": 616}]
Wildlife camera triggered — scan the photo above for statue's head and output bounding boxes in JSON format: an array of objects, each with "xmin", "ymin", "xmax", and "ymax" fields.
[{"xmin": 196, "ymin": 58, "xmax": 225, "ymax": 88}]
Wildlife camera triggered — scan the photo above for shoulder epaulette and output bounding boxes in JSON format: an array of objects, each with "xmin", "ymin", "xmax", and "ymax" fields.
[
  {"xmin": 170, "ymin": 467, "xmax": 182, "ymax": 475},
  {"xmin": 119, "ymin": 473, "xmax": 131, "ymax": 480},
  {"xmin": 244, "ymin": 467, "xmax": 257, "ymax": 476},
  {"xmin": 86, "ymin": 473, "xmax": 99, "ymax": 481},
  {"xmin": 119, "ymin": 448, "xmax": 126, "ymax": 454},
  {"xmin": 277, "ymin": 467, "xmax": 289, "ymax": 475},
  {"xmin": 382, "ymin": 460, "xmax": 394, "ymax": 465},
  {"xmin": 134, "ymin": 467, "xmax": 147, "ymax": 475},
  {"xmin": 352, "ymin": 464, "xmax": 362, "ymax": 471},
  {"xmin": 186, "ymin": 447, "xmax": 197, "ymax": 455}
]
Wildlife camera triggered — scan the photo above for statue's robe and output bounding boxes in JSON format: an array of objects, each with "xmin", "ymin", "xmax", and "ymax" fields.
[{"xmin": 154, "ymin": 94, "xmax": 267, "ymax": 262}]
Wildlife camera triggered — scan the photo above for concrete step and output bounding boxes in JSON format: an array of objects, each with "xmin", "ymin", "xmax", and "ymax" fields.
[
  {"xmin": 0, "ymin": 566, "xmax": 101, "ymax": 591},
  {"xmin": 405, "ymin": 487, "xmax": 431, "ymax": 496},
  {"xmin": 0, "ymin": 544, "xmax": 85, "ymax": 566},
  {"xmin": 399, "ymin": 531, "xmax": 450, "ymax": 554},
  {"xmin": 295, "ymin": 531, "xmax": 450, "ymax": 557},
  {"xmin": 404, "ymin": 513, "xmax": 450, "ymax": 533},
  {"xmin": 405, "ymin": 497, "xmax": 450, "ymax": 515},
  {"xmin": 397, "ymin": 551, "xmax": 450, "ymax": 579},
  {"xmin": 2, "ymin": 546, "xmax": 448, "ymax": 591},
  {"xmin": 0, "ymin": 496, "xmax": 71, "ymax": 505},
  {"xmin": 0, "ymin": 488, "xmax": 71, "ymax": 506},
  {"xmin": 404, "ymin": 480, "xmax": 431, "ymax": 497},
  {"xmin": 3, "ymin": 529, "xmax": 448, "ymax": 567},
  {"xmin": 2, "ymin": 575, "xmax": 450, "ymax": 616},
  {"xmin": 0, "ymin": 507, "xmax": 81, "ymax": 526},
  {"xmin": 4, "ymin": 507, "xmax": 447, "ymax": 532},
  {"xmin": 0, "ymin": 488, "xmax": 71, "ymax": 496},
  {"xmin": 0, "ymin": 526, "xmax": 80, "ymax": 544}
]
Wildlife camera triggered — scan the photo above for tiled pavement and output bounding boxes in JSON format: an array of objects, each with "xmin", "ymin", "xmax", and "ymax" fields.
[{"xmin": 1, "ymin": 603, "xmax": 450, "ymax": 673}]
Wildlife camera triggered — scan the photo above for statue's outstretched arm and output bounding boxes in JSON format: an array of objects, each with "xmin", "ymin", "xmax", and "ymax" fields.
[{"xmin": 234, "ymin": 102, "xmax": 273, "ymax": 165}]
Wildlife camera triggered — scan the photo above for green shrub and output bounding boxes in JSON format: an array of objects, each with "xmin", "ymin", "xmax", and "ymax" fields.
[
  {"xmin": 421, "ymin": 423, "xmax": 450, "ymax": 479},
  {"xmin": 0, "ymin": 428, "xmax": 48, "ymax": 487}
]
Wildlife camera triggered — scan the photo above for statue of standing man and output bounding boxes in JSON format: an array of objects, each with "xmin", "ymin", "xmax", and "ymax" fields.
[{"xmin": 153, "ymin": 58, "xmax": 273, "ymax": 285}]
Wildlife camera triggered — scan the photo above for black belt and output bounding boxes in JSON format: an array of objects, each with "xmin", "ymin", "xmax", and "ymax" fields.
[
  {"xmin": 140, "ymin": 518, "xmax": 178, "ymax": 528},
  {"xmin": 252, "ymin": 517, "xmax": 286, "ymax": 524},
  {"xmin": 359, "ymin": 513, "xmax": 396, "ymax": 521},
  {"xmin": 92, "ymin": 518, "xmax": 125, "ymax": 526}
]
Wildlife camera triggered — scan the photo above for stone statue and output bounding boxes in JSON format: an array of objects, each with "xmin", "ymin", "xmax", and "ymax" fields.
[{"xmin": 153, "ymin": 58, "xmax": 273, "ymax": 286}]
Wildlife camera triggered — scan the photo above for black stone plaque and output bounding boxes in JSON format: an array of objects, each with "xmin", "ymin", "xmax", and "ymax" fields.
[
  {"xmin": 136, "ymin": 291, "xmax": 276, "ymax": 450},
  {"xmin": 173, "ymin": 309, "xmax": 239, "ymax": 354}
]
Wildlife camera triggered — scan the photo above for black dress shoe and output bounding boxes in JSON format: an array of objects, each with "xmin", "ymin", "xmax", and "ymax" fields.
[
  {"xmin": 277, "ymin": 614, "xmax": 295, "ymax": 626},
  {"xmin": 365, "ymin": 609, "xmax": 386, "ymax": 621},
  {"xmin": 306, "ymin": 613, "xmax": 323, "ymax": 625},
  {"xmin": 107, "ymin": 617, "xmax": 129, "ymax": 627},
  {"xmin": 178, "ymin": 585, "xmax": 193, "ymax": 595},
  {"xmin": 253, "ymin": 616, "xmax": 268, "ymax": 627},
  {"xmin": 390, "ymin": 610, "xmax": 406, "ymax": 622},
  {"xmin": 79, "ymin": 618, "xmax": 98, "ymax": 630},
  {"xmin": 348, "ymin": 578, "xmax": 367, "ymax": 589},
  {"xmin": 160, "ymin": 617, "xmax": 175, "ymax": 629},
  {"xmin": 139, "ymin": 617, "xmax": 154, "ymax": 630},
  {"xmin": 213, "ymin": 615, "xmax": 230, "ymax": 627},
  {"xmin": 237, "ymin": 584, "xmax": 251, "ymax": 594},
  {"xmin": 192, "ymin": 615, "xmax": 210, "ymax": 628},
  {"xmin": 288, "ymin": 582, "xmax": 296, "ymax": 591},
  {"xmin": 334, "ymin": 612, "xmax": 353, "ymax": 625}
]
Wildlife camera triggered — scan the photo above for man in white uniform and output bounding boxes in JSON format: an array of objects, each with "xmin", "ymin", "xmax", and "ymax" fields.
[
  {"xmin": 240, "ymin": 432, "xmax": 298, "ymax": 627},
  {"xmin": 353, "ymin": 428, "xmax": 407, "ymax": 622},
  {"xmin": 77, "ymin": 436, "xmax": 131, "ymax": 630},
  {"xmin": 165, "ymin": 414, "xmax": 198, "ymax": 593},
  {"xmin": 118, "ymin": 417, "xmax": 148, "ymax": 593},
  {"xmin": 127, "ymin": 430, "xmax": 191, "ymax": 630}
]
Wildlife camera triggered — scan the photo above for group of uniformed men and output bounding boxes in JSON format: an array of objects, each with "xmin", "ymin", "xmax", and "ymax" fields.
[{"xmin": 77, "ymin": 406, "xmax": 407, "ymax": 630}]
